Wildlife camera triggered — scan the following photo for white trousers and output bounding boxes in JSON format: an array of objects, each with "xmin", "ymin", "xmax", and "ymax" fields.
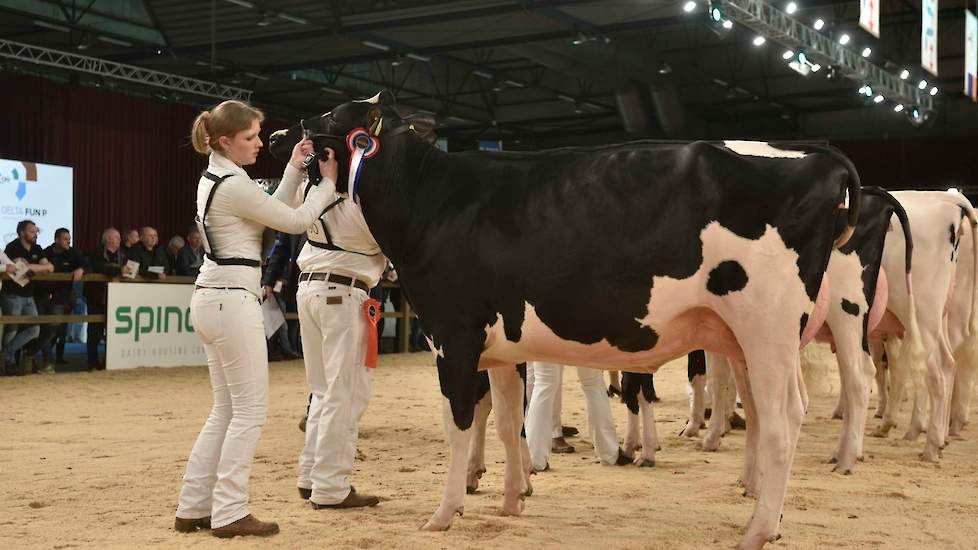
[
  {"xmin": 525, "ymin": 362, "xmax": 620, "ymax": 470},
  {"xmin": 176, "ymin": 289, "xmax": 268, "ymax": 528},
  {"xmin": 296, "ymin": 280, "xmax": 372, "ymax": 505}
]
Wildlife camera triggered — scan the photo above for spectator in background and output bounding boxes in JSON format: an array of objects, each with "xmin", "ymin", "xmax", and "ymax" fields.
[
  {"xmin": 176, "ymin": 228, "xmax": 205, "ymax": 277},
  {"xmin": 122, "ymin": 228, "xmax": 140, "ymax": 257},
  {"xmin": 2, "ymin": 220, "xmax": 54, "ymax": 375},
  {"xmin": 36, "ymin": 228, "xmax": 87, "ymax": 371},
  {"xmin": 262, "ymin": 231, "xmax": 303, "ymax": 360},
  {"xmin": 166, "ymin": 236, "xmax": 185, "ymax": 275},
  {"xmin": 128, "ymin": 226, "xmax": 169, "ymax": 279},
  {"xmin": 85, "ymin": 227, "xmax": 132, "ymax": 370}
]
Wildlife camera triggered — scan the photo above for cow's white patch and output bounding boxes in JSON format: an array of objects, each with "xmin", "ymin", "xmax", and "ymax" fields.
[
  {"xmin": 426, "ymin": 336, "xmax": 444, "ymax": 359},
  {"xmin": 481, "ymin": 221, "xmax": 811, "ymax": 370},
  {"xmin": 270, "ymin": 129, "xmax": 287, "ymax": 140},
  {"xmin": 723, "ymin": 140, "xmax": 806, "ymax": 158},
  {"xmin": 356, "ymin": 92, "xmax": 383, "ymax": 104}
]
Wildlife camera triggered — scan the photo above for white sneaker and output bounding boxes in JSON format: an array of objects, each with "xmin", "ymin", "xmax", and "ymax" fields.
[{"xmin": 38, "ymin": 363, "xmax": 56, "ymax": 374}]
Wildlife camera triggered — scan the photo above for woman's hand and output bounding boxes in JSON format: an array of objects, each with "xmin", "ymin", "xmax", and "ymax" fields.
[
  {"xmin": 317, "ymin": 147, "xmax": 338, "ymax": 184},
  {"xmin": 288, "ymin": 138, "xmax": 315, "ymax": 170}
]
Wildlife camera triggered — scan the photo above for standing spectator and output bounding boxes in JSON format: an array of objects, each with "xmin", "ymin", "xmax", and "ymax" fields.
[
  {"xmin": 166, "ymin": 236, "xmax": 185, "ymax": 275},
  {"xmin": 261, "ymin": 231, "xmax": 303, "ymax": 360},
  {"xmin": 176, "ymin": 228, "xmax": 205, "ymax": 277},
  {"xmin": 128, "ymin": 226, "xmax": 169, "ymax": 279},
  {"xmin": 2, "ymin": 220, "xmax": 54, "ymax": 375},
  {"xmin": 121, "ymin": 228, "xmax": 140, "ymax": 257},
  {"xmin": 36, "ymin": 228, "xmax": 87, "ymax": 371},
  {"xmin": 85, "ymin": 227, "xmax": 132, "ymax": 370}
]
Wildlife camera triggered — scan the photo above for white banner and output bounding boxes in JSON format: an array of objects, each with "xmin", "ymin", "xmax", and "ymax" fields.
[
  {"xmin": 107, "ymin": 283, "xmax": 206, "ymax": 369},
  {"xmin": 922, "ymin": 0, "xmax": 939, "ymax": 76},
  {"xmin": 859, "ymin": 0, "xmax": 880, "ymax": 38},
  {"xmin": 0, "ymin": 159, "xmax": 73, "ymax": 247},
  {"xmin": 967, "ymin": 10, "xmax": 977, "ymax": 102}
]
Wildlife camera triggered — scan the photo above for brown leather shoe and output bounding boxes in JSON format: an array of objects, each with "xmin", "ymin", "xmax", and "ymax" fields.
[
  {"xmin": 298, "ymin": 487, "xmax": 312, "ymax": 500},
  {"xmin": 211, "ymin": 515, "xmax": 279, "ymax": 538},
  {"xmin": 551, "ymin": 437, "xmax": 575, "ymax": 453},
  {"xmin": 174, "ymin": 516, "xmax": 210, "ymax": 532},
  {"xmin": 310, "ymin": 486, "xmax": 379, "ymax": 509}
]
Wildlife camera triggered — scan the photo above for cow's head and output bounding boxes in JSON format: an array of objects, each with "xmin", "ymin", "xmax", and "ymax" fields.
[{"xmin": 269, "ymin": 90, "xmax": 437, "ymax": 193}]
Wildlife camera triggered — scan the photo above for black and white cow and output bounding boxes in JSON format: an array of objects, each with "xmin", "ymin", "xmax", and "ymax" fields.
[
  {"xmin": 870, "ymin": 191, "xmax": 977, "ymax": 462},
  {"xmin": 269, "ymin": 91, "xmax": 861, "ymax": 549}
]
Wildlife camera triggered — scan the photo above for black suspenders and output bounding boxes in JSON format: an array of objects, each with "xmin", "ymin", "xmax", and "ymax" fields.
[
  {"xmin": 199, "ymin": 171, "xmax": 261, "ymax": 267},
  {"xmin": 303, "ymin": 183, "xmax": 379, "ymax": 257}
]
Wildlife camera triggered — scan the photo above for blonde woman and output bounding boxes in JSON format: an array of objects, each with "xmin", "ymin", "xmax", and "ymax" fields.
[{"xmin": 174, "ymin": 100, "xmax": 337, "ymax": 538}]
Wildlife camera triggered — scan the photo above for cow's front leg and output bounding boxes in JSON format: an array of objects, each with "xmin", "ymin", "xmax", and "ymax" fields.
[
  {"xmin": 466, "ymin": 384, "xmax": 491, "ymax": 494},
  {"xmin": 488, "ymin": 365, "xmax": 528, "ymax": 516},
  {"xmin": 681, "ymin": 371, "xmax": 707, "ymax": 438},
  {"xmin": 422, "ymin": 345, "xmax": 482, "ymax": 532},
  {"xmin": 637, "ymin": 397, "xmax": 658, "ymax": 467}
]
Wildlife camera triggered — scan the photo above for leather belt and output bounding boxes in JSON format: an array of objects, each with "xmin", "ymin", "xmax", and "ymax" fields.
[
  {"xmin": 195, "ymin": 285, "xmax": 249, "ymax": 292},
  {"xmin": 299, "ymin": 272, "xmax": 368, "ymax": 292}
]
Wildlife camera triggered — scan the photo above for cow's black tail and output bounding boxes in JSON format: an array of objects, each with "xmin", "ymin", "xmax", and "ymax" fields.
[
  {"xmin": 781, "ymin": 143, "xmax": 862, "ymax": 248},
  {"xmin": 862, "ymin": 187, "xmax": 913, "ymax": 293}
]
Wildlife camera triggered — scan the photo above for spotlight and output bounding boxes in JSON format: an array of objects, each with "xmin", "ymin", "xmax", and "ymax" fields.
[
  {"xmin": 684, "ymin": 1, "xmax": 697, "ymax": 12},
  {"xmin": 814, "ymin": 18, "xmax": 825, "ymax": 30},
  {"xmin": 930, "ymin": 87, "xmax": 938, "ymax": 96},
  {"xmin": 838, "ymin": 33, "xmax": 850, "ymax": 45},
  {"xmin": 894, "ymin": 104, "xmax": 904, "ymax": 112},
  {"xmin": 786, "ymin": 2, "xmax": 798, "ymax": 14},
  {"xmin": 811, "ymin": 63, "xmax": 822, "ymax": 72},
  {"xmin": 753, "ymin": 35, "xmax": 766, "ymax": 46},
  {"xmin": 722, "ymin": 19, "xmax": 733, "ymax": 29},
  {"xmin": 861, "ymin": 47, "xmax": 872, "ymax": 57},
  {"xmin": 918, "ymin": 79, "xmax": 927, "ymax": 90},
  {"xmin": 873, "ymin": 94, "xmax": 884, "ymax": 103},
  {"xmin": 783, "ymin": 50, "xmax": 795, "ymax": 60}
]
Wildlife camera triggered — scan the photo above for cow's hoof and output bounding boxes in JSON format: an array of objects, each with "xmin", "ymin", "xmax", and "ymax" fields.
[
  {"xmin": 421, "ymin": 507, "xmax": 462, "ymax": 531},
  {"xmin": 501, "ymin": 499, "xmax": 524, "ymax": 517},
  {"xmin": 607, "ymin": 385, "xmax": 621, "ymax": 398},
  {"xmin": 729, "ymin": 413, "xmax": 747, "ymax": 430},
  {"xmin": 832, "ymin": 412, "xmax": 843, "ymax": 420},
  {"xmin": 521, "ymin": 486, "xmax": 533, "ymax": 498},
  {"xmin": 616, "ymin": 448, "xmax": 633, "ymax": 466},
  {"xmin": 637, "ymin": 458, "xmax": 655, "ymax": 468},
  {"xmin": 832, "ymin": 464, "xmax": 854, "ymax": 475},
  {"xmin": 466, "ymin": 485, "xmax": 478, "ymax": 494},
  {"xmin": 827, "ymin": 456, "xmax": 839, "ymax": 464}
]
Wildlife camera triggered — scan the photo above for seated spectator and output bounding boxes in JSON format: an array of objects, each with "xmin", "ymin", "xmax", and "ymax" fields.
[
  {"xmin": 127, "ymin": 226, "xmax": 169, "ymax": 279},
  {"xmin": 85, "ymin": 227, "xmax": 132, "ymax": 370},
  {"xmin": 2, "ymin": 220, "xmax": 54, "ymax": 375},
  {"xmin": 121, "ymin": 228, "xmax": 140, "ymax": 257},
  {"xmin": 166, "ymin": 236, "xmax": 185, "ymax": 275},
  {"xmin": 36, "ymin": 228, "xmax": 88, "ymax": 371},
  {"xmin": 176, "ymin": 228, "xmax": 205, "ymax": 277}
]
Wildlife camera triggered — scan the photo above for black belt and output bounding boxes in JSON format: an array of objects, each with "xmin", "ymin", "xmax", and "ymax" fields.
[
  {"xmin": 195, "ymin": 285, "xmax": 249, "ymax": 292},
  {"xmin": 299, "ymin": 272, "xmax": 368, "ymax": 292}
]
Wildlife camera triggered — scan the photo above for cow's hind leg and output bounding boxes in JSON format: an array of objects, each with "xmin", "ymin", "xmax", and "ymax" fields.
[
  {"xmin": 487, "ymin": 365, "xmax": 528, "ymax": 516},
  {"xmin": 702, "ymin": 352, "xmax": 734, "ymax": 452},
  {"xmin": 637, "ymin": 395, "xmax": 658, "ymax": 467},
  {"xmin": 738, "ymin": 337, "xmax": 805, "ymax": 550},
  {"xmin": 950, "ymin": 336, "xmax": 978, "ymax": 435},
  {"xmin": 871, "ymin": 341, "xmax": 887, "ymax": 419},
  {"xmin": 681, "ymin": 373, "xmax": 707, "ymax": 438},
  {"xmin": 466, "ymin": 376, "xmax": 491, "ymax": 494},
  {"xmin": 830, "ymin": 326, "xmax": 871, "ymax": 475}
]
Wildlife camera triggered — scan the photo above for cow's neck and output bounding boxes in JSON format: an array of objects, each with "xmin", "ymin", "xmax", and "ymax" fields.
[{"xmin": 356, "ymin": 135, "xmax": 442, "ymax": 267}]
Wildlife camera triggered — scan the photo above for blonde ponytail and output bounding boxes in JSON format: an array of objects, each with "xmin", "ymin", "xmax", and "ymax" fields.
[{"xmin": 190, "ymin": 100, "xmax": 265, "ymax": 156}]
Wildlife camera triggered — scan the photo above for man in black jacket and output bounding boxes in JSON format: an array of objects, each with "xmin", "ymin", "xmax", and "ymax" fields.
[
  {"xmin": 127, "ymin": 226, "xmax": 169, "ymax": 279},
  {"xmin": 2, "ymin": 220, "xmax": 54, "ymax": 375},
  {"xmin": 262, "ymin": 231, "xmax": 304, "ymax": 360},
  {"xmin": 85, "ymin": 228, "xmax": 132, "ymax": 370},
  {"xmin": 36, "ymin": 228, "xmax": 88, "ymax": 370}
]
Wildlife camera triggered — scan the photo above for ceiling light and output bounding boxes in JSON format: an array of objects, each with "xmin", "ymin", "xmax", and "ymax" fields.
[
  {"xmin": 899, "ymin": 69, "xmax": 910, "ymax": 79},
  {"xmin": 225, "ymin": 0, "xmax": 255, "ymax": 7},
  {"xmin": 918, "ymin": 79, "xmax": 927, "ymax": 89},
  {"xmin": 753, "ymin": 35, "xmax": 766, "ymax": 46},
  {"xmin": 683, "ymin": 1, "xmax": 697, "ymax": 13},
  {"xmin": 278, "ymin": 13, "xmax": 308, "ymax": 24},
  {"xmin": 405, "ymin": 53, "xmax": 431, "ymax": 63},
  {"xmin": 722, "ymin": 19, "xmax": 733, "ymax": 29},
  {"xmin": 838, "ymin": 34, "xmax": 850, "ymax": 45},
  {"xmin": 97, "ymin": 36, "xmax": 131, "ymax": 47},
  {"xmin": 810, "ymin": 64, "xmax": 821, "ymax": 72},
  {"xmin": 782, "ymin": 50, "xmax": 795, "ymax": 60},
  {"xmin": 362, "ymin": 40, "xmax": 390, "ymax": 51},
  {"xmin": 861, "ymin": 47, "xmax": 871, "ymax": 57},
  {"xmin": 930, "ymin": 86, "xmax": 938, "ymax": 96},
  {"xmin": 786, "ymin": 2, "xmax": 798, "ymax": 14},
  {"xmin": 894, "ymin": 104, "xmax": 904, "ymax": 112},
  {"xmin": 873, "ymin": 94, "xmax": 884, "ymax": 103},
  {"xmin": 814, "ymin": 19, "xmax": 825, "ymax": 30},
  {"xmin": 473, "ymin": 70, "xmax": 493, "ymax": 79},
  {"xmin": 244, "ymin": 71, "xmax": 270, "ymax": 81},
  {"xmin": 33, "ymin": 20, "xmax": 71, "ymax": 33},
  {"xmin": 504, "ymin": 79, "xmax": 525, "ymax": 88}
]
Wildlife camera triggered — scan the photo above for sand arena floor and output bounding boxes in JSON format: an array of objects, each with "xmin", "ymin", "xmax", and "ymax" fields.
[{"xmin": 2, "ymin": 350, "xmax": 978, "ymax": 549}]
